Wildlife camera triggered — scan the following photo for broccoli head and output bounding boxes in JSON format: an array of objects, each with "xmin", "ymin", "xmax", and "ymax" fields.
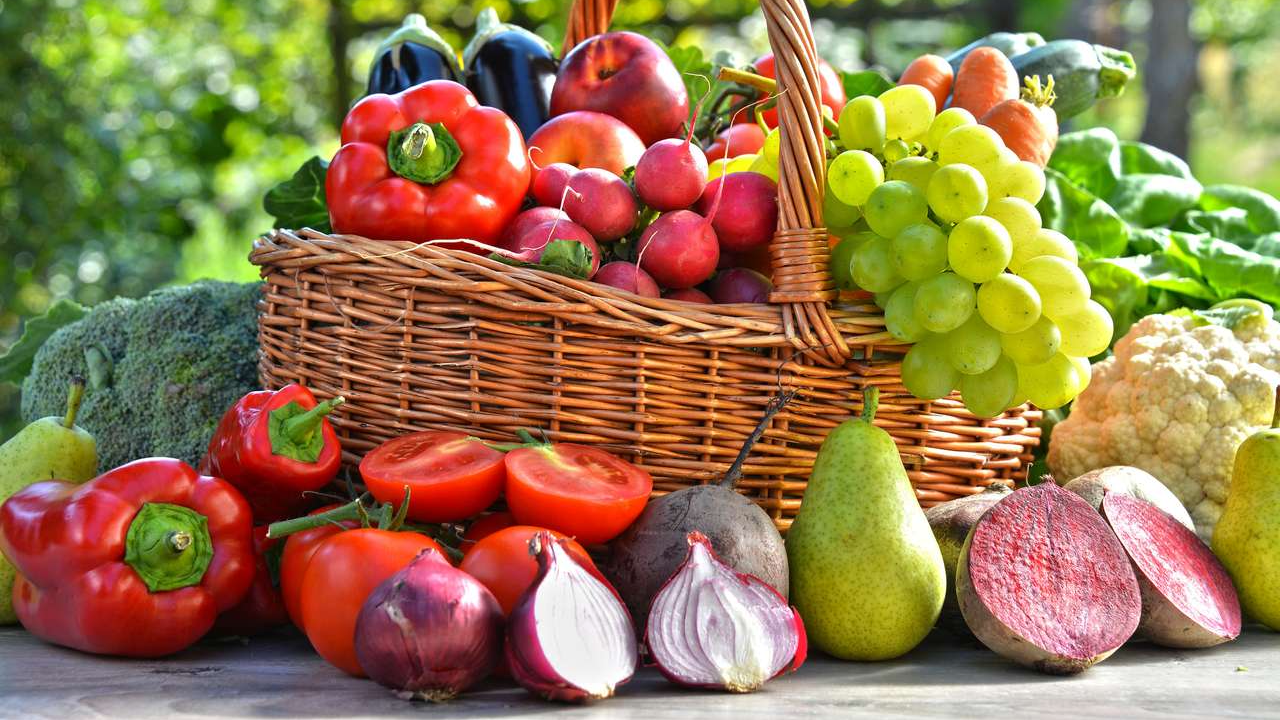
[{"xmin": 21, "ymin": 281, "xmax": 262, "ymax": 470}]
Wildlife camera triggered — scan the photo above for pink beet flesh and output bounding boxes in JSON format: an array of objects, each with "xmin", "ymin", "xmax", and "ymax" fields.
[
  {"xmin": 1102, "ymin": 493, "xmax": 1241, "ymax": 647},
  {"xmin": 961, "ymin": 482, "xmax": 1140, "ymax": 673}
]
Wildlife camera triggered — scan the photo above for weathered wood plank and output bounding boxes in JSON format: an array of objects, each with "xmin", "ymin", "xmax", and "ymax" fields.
[{"xmin": 0, "ymin": 626, "xmax": 1275, "ymax": 718}]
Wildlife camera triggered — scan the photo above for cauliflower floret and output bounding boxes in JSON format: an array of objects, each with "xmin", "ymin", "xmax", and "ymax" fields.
[{"xmin": 1049, "ymin": 310, "xmax": 1280, "ymax": 540}]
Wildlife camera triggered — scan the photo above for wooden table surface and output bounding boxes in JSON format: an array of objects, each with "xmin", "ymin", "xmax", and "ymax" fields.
[{"xmin": 1, "ymin": 625, "xmax": 1276, "ymax": 719}]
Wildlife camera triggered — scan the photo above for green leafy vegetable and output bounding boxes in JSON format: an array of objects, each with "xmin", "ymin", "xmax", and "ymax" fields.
[
  {"xmin": 1173, "ymin": 299, "xmax": 1274, "ymax": 330},
  {"xmin": 662, "ymin": 43, "xmax": 740, "ymax": 129},
  {"xmin": 0, "ymin": 299, "xmax": 87, "ymax": 385},
  {"xmin": 491, "ymin": 239, "xmax": 595, "ymax": 280},
  {"xmin": 1106, "ymin": 174, "xmax": 1202, "ymax": 228},
  {"xmin": 1199, "ymin": 184, "xmax": 1280, "ymax": 234},
  {"xmin": 840, "ymin": 69, "xmax": 894, "ymax": 99},
  {"xmin": 1047, "ymin": 128, "xmax": 1122, "ymax": 197},
  {"xmin": 263, "ymin": 156, "xmax": 331, "ymax": 232},
  {"xmin": 1041, "ymin": 168, "xmax": 1129, "ymax": 257},
  {"xmin": 1118, "ymin": 141, "xmax": 1193, "ymax": 180},
  {"xmin": 1163, "ymin": 231, "xmax": 1280, "ymax": 305}
]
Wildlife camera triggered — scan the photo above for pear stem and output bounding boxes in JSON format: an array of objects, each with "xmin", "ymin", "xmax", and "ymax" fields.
[
  {"xmin": 860, "ymin": 386, "xmax": 880, "ymax": 423},
  {"xmin": 1271, "ymin": 386, "xmax": 1279, "ymax": 429},
  {"xmin": 63, "ymin": 376, "xmax": 86, "ymax": 429}
]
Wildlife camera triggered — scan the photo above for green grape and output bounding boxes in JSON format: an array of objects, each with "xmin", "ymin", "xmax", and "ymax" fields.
[
  {"xmin": 830, "ymin": 232, "xmax": 875, "ymax": 290},
  {"xmin": 989, "ymin": 159, "xmax": 1047, "ymax": 203},
  {"xmin": 977, "ymin": 274, "xmax": 1042, "ymax": 334},
  {"xmin": 884, "ymin": 282, "xmax": 926, "ymax": 342},
  {"xmin": 1016, "ymin": 353, "xmax": 1080, "ymax": 410},
  {"xmin": 937, "ymin": 124, "xmax": 1003, "ymax": 172},
  {"xmin": 880, "ymin": 84, "xmax": 936, "ymax": 141},
  {"xmin": 1009, "ymin": 228, "xmax": 1078, "ymax": 272},
  {"xmin": 960, "ymin": 355, "xmax": 1018, "ymax": 418},
  {"xmin": 948, "ymin": 216, "xmax": 1012, "ymax": 283},
  {"xmin": 828, "ymin": 150, "xmax": 884, "ymax": 206},
  {"xmin": 865, "ymin": 181, "xmax": 928, "ymax": 238},
  {"xmin": 891, "ymin": 223, "xmax": 948, "ymax": 280},
  {"xmin": 1018, "ymin": 255, "xmax": 1090, "ymax": 319},
  {"xmin": 927, "ymin": 164, "xmax": 988, "ymax": 224},
  {"xmin": 883, "ymin": 138, "xmax": 911, "ymax": 163},
  {"xmin": 824, "ymin": 191, "xmax": 863, "ymax": 231},
  {"xmin": 926, "ymin": 107, "xmax": 975, "ymax": 151},
  {"xmin": 902, "ymin": 333, "xmax": 960, "ymax": 400},
  {"xmin": 763, "ymin": 128, "xmax": 781, "ymax": 164},
  {"xmin": 913, "ymin": 272, "xmax": 976, "ymax": 333},
  {"xmin": 874, "ymin": 289, "xmax": 894, "ymax": 308},
  {"xmin": 749, "ymin": 155, "xmax": 779, "ymax": 182},
  {"xmin": 1000, "ymin": 316, "xmax": 1061, "ymax": 365},
  {"xmin": 1068, "ymin": 355, "xmax": 1092, "ymax": 393},
  {"xmin": 983, "ymin": 197, "xmax": 1041, "ymax": 247},
  {"xmin": 838, "ymin": 96, "xmax": 886, "ymax": 153},
  {"xmin": 887, "ymin": 156, "xmax": 939, "ymax": 193},
  {"xmin": 850, "ymin": 235, "xmax": 904, "ymax": 293},
  {"xmin": 945, "ymin": 313, "xmax": 1002, "ymax": 375},
  {"xmin": 1056, "ymin": 299, "xmax": 1114, "ymax": 357}
]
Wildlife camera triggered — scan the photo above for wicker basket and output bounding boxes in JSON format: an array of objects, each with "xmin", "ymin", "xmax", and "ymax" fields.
[{"xmin": 250, "ymin": 0, "xmax": 1041, "ymax": 532}]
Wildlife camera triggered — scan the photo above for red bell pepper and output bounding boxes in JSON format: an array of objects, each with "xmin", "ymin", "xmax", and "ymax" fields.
[
  {"xmin": 198, "ymin": 384, "xmax": 344, "ymax": 522},
  {"xmin": 211, "ymin": 526, "xmax": 288, "ymax": 637},
  {"xmin": 0, "ymin": 458, "xmax": 254, "ymax": 657},
  {"xmin": 326, "ymin": 79, "xmax": 531, "ymax": 247}
]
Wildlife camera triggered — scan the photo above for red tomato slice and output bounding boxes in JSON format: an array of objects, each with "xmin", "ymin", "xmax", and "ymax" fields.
[
  {"xmin": 504, "ymin": 444, "xmax": 652, "ymax": 545},
  {"xmin": 360, "ymin": 431, "xmax": 505, "ymax": 523}
]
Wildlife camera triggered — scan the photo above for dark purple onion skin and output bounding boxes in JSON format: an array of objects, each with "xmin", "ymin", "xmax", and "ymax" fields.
[
  {"xmin": 355, "ymin": 549, "xmax": 504, "ymax": 702},
  {"xmin": 506, "ymin": 532, "xmax": 637, "ymax": 702}
]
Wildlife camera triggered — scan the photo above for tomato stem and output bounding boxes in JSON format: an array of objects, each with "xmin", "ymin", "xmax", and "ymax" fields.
[
  {"xmin": 266, "ymin": 496, "xmax": 370, "ymax": 539},
  {"xmin": 387, "ymin": 485, "xmax": 412, "ymax": 531}
]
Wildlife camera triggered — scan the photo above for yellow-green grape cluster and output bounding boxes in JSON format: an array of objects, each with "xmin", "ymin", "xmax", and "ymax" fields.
[{"xmin": 826, "ymin": 87, "xmax": 1109, "ymax": 417}]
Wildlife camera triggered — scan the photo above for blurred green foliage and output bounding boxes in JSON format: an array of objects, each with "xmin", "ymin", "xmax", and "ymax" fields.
[{"xmin": 3, "ymin": 0, "xmax": 1279, "ymax": 440}]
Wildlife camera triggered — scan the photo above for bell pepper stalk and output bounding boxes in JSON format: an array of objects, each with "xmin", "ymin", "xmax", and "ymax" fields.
[
  {"xmin": 326, "ymin": 79, "xmax": 531, "ymax": 246},
  {"xmin": 717, "ymin": 66, "xmax": 841, "ymax": 136},
  {"xmin": 267, "ymin": 488, "xmax": 465, "ymax": 563},
  {"xmin": 198, "ymin": 384, "xmax": 345, "ymax": 523},
  {"xmin": 0, "ymin": 458, "xmax": 255, "ymax": 657}
]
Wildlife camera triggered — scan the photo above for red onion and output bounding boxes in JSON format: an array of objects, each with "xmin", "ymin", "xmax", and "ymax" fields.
[
  {"xmin": 506, "ymin": 532, "xmax": 637, "ymax": 702},
  {"xmin": 646, "ymin": 531, "xmax": 806, "ymax": 692},
  {"xmin": 354, "ymin": 549, "xmax": 504, "ymax": 702}
]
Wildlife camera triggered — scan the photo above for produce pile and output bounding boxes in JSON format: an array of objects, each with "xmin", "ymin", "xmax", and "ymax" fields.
[{"xmin": 3, "ymin": 8, "xmax": 1280, "ymax": 708}]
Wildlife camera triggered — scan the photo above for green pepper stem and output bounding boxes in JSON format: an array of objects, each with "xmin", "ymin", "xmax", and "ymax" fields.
[
  {"xmin": 282, "ymin": 396, "xmax": 344, "ymax": 445},
  {"xmin": 124, "ymin": 503, "xmax": 213, "ymax": 593},
  {"xmin": 387, "ymin": 122, "xmax": 463, "ymax": 185},
  {"xmin": 716, "ymin": 66, "xmax": 841, "ymax": 136},
  {"xmin": 861, "ymin": 386, "xmax": 880, "ymax": 423},
  {"xmin": 63, "ymin": 376, "xmax": 86, "ymax": 429}
]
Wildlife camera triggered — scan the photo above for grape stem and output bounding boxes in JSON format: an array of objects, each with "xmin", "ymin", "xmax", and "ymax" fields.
[{"xmin": 717, "ymin": 67, "xmax": 841, "ymax": 136}]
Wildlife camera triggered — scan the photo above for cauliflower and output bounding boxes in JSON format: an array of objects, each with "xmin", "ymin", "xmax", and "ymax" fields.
[{"xmin": 1049, "ymin": 308, "xmax": 1280, "ymax": 539}]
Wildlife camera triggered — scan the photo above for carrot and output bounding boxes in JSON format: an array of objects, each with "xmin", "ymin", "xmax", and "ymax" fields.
[
  {"xmin": 951, "ymin": 47, "xmax": 1019, "ymax": 118},
  {"xmin": 980, "ymin": 76, "xmax": 1059, "ymax": 167},
  {"xmin": 899, "ymin": 54, "xmax": 953, "ymax": 111}
]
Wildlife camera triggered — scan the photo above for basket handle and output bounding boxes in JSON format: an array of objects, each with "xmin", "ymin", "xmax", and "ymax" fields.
[{"xmin": 562, "ymin": 0, "xmax": 851, "ymax": 366}]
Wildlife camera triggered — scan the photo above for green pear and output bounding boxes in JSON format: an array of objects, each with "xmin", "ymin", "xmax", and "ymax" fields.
[
  {"xmin": 786, "ymin": 387, "xmax": 945, "ymax": 660},
  {"xmin": 0, "ymin": 377, "xmax": 98, "ymax": 624},
  {"xmin": 1212, "ymin": 389, "xmax": 1280, "ymax": 630}
]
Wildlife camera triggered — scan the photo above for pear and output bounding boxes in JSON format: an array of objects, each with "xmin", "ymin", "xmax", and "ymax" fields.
[
  {"xmin": 786, "ymin": 387, "xmax": 945, "ymax": 660},
  {"xmin": 0, "ymin": 377, "xmax": 98, "ymax": 624},
  {"xmin": 1212, "ymin": 388, "xmax": 1280, "ymax": 630}
]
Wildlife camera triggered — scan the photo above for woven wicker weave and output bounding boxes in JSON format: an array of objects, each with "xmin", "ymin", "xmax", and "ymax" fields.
[{"xmin": 250, "ymin": 0, "xmax": 1041, "ymax": 532}]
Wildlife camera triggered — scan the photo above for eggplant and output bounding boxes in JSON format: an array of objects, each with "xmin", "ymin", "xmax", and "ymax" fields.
[
  {"xmin": 366, "ymin": 14, "xmax": 462, "ymax": 96},
  {"xmin": 463, "ymin": 8, "xmax": 557, "ymax": 139}
]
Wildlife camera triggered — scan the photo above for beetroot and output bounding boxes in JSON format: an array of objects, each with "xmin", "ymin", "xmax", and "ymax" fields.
[
  {"xmin": 636, "ymin": 210, "xmax": 720, "ymax": 289},
  {"xmin": 531, "ymin": 163, "xmax": 577, "ymax": 208},
  {"xmin": 662, "ymin": 287, "xmax": 713, "ymax": 304},
  {"xmin": 595, "ymin": 261, "xmax": 660, "ymax": 298},
  {"xmin": 509, "ymin": 220, "xmax": 601, "ymax": 278},
  {"xmin": 1101, "ymin": 493, "xmax": 1241, "ymax": 648},
  {"xmin": 957, "ymin": 482, "xmax": 1141, "ymax": 674},
  {"xmin": 709, "ymin": 268, "xmax": 772, "ymax": 304},
  {"xmin": 923, "ymin": 484, "xmax": 1011, "ymax": 636},
  {"xmin": 695, "ymin": 173, "xmax": 779, "ymax": 253},
  {"xmin": 634, "ymin": 138, "xmax": 708, "ymax": 211},
  {"xmin": 562, "ymin": 168, "xmax": 639, "ymax": 242},
  {"xmin": 502, "ymin": 207, "xmax": 572, "ymax": 247}
]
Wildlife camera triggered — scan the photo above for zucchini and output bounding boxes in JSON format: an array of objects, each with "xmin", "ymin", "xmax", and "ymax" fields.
[
  {"xmin": 945, "ymin": 32, "xmax": 1046, "ymax": 74},
  {"xmin": 1011, "ymin": 40, "xmax": 1136, "ymax": 120}
]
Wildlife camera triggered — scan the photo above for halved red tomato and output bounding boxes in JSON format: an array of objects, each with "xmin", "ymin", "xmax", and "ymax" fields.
[
  {"xmin": 360, "ymin": 431, "xmax": 506, "ymax": 523},
  {"xmin": 504, "ymin": 443, "xmax": 652, "ymax": 544}
]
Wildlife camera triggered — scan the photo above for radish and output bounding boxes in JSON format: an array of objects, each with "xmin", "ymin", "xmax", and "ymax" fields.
[
  {"xmin": 636, "ymin": 211, "xmax": 720, "ymax": 290},
  {"xmin": 502, "ymin": 207, "xmax": 571, "ymax": 248},
  {"xmin": 595, "ymin": 261, "xmax": 660, "ymax": 298},
  {"xmin": 634, "ymin": 114, "xmax": 709, "ymax": 211},
  {"xmin": 509, "ymin": 219, "xmax": 601, "ymax": 278},
  {"xmin": 531, "ymin": 163, "xmax": 577, "ymax": 208},
  {"xmin": 694, "ymin": 173, "xmax": 778, "ymax": 253},
  {"xmin": 662, "ymin": 288, "xmax": 713, "ymax": 304},
  {"xmin": 562, "ymin": 168, "xmax": 639, "ymax": 242},
  {"xmin": 709, "ymin": 268, "xmax": 772, "ymax": 304}
]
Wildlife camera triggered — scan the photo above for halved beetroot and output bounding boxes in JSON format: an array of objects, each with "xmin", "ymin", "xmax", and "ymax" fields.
[
  {"xmin": 1101, "ymin": 492, "xmax": 1241, "ymax": 648},
  {"xmin": 958, "ymin": 482, "xmax": 1141, "ymax": 674}
]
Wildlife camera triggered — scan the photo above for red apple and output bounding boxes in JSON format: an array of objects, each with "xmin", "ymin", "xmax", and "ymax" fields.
[
  {"xmin": 527, "ymin": 111, "xmax": 645, "ymax": 176},
  {"xmin": 738, "ymin": 53, "xmax": 846, "ymax": 130},
  {"xmin": 551, "ymin": 31, "xmax": 689, "ymax": 146}
]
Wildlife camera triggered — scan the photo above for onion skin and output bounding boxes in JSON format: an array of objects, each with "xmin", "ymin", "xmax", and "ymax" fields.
[
  {"xmin": 354, "ymin": 549, "xmax": 504, "ymax": 702},
  {"xmin": 506, "ymin": 532, "xmax": 638, "ymax": 702},
  {"xmin": 646, "ymin": 531, "xmax": 806, "ymax": 692}
]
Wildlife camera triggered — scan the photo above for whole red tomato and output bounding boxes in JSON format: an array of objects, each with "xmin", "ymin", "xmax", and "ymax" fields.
[
  {"xmin": 298, "ymin": 529, "xmax": 444, "ymax": 676},
  {"xmin": 459, "ymin": 525, "xmax": 597, "ymax": 615},
  {"xmin": 460, "ymin": 510, "xmax": 516, "ymax": 553},
  {"xmin": 741, "ymin": 53, "xmax": 846, "ymax": 130},
  {"xmin": 279, "ymin": 505, "xmax": 360, "ymax": 627},
  {"xmin": 704, "ymin": 123, "xmax": 766, "ymax": 162}
]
